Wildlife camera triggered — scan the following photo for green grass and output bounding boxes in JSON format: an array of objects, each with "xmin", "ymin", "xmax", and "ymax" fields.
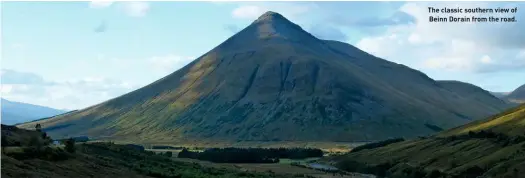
[
  {"xmin": 2, "ymin": 142, "xmax": 316, "ymax": 178},
  {"xmin": 327, "ymin": 104, "xmax": 525, "ymax": 178}
]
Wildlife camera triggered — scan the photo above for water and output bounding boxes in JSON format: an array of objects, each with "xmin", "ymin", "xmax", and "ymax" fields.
[{"xmin": 308, "ymin": 163, "xmax": 339, "ymax": 171}]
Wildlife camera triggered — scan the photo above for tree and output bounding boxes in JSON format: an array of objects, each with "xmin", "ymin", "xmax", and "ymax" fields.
[
  {"xmin": 165, "ymin": 151, "xmax": 173, "ymax": 157},
  {"xmin": 35, "ymin": 124, "xmax": 42, "ymax": 132},
  {"xmin": 1, "ymin": 135, "xmax": 7, "ymax": 153},
  {"xmin": 65, "ymin": 138, "xmax": 76, "ymax": 153}
]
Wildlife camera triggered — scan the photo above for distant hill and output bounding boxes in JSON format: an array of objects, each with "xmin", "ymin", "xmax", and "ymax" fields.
[
  {"xmin": 1, "ymin": 98, "xmax": 67, "ymax": 125},
  {"xmin": 490, "ymin": 91, "xmax": 510, "ymax": 98},
  {"xmin": 329, "ymin": 104, "xmax": 525, "ymax": 178},
  {"xmin": 18, "ymin": 11, "xmax": 510, "ymax": 143},
  {"xmin": 506, "ymin": 84, "xmax": 525, "ymax": 103}
]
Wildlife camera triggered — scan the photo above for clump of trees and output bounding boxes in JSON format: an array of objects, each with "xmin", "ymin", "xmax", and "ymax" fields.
[
  {"xmin": 350, "ymin": 138, "xmax": 405, "ymax": 153},
  {"xmin": 178, "ymin": 147, "xmax": 324, "ymax": 163},
  {"xmin": 5, "ymin": 124, "xmax": 70, "ymax": 161},
  {"xmin": 151, "ymin": 145, "xmax": 184, "ymax": 150}
]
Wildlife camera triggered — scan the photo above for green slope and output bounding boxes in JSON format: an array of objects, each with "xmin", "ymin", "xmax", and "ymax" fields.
[
  {"xmin": 329, "ymin": 104, "xmax": 525, "ymax": 178},
  {"xmin": 18, "ymin": 11, "xmax": 510, "ymax": 144}
]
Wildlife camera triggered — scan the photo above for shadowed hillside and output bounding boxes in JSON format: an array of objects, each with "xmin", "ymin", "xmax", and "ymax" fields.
[
  {"xmin": 328, "ymin": 104, "xmax": 525, "ymax": 178},
  {"xmin": 18, "ymin": 11, "xmax": 510, "ymax": 144}
]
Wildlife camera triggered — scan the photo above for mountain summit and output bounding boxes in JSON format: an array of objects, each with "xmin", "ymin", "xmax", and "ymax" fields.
[{"xmin": 19, "ymin": 12, "xmax": 510, "ymax": 143}]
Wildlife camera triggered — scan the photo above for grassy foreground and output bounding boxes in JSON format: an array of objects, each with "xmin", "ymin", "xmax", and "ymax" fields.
[{"xmin": 0, "ymin": 125, "xmax": 317, "ymax": 178}]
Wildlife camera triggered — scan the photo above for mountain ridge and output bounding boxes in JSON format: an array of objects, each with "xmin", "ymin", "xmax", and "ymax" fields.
[
  {"xmin": 18, "ymin": 11, "xmax": 510, "ymax": 143},
  {"xmin": 1, "ymin": 98, "xmax": 67, "ymax": 125}
]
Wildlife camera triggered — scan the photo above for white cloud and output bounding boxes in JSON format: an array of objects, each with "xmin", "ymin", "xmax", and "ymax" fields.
[
  {"xmin": 122, "ymin": 2, "xmax": 150, "ymax": 17},
  {"xmin": 89, "ymin": 0, "xmax": 114, "ymax": 8},
  {"xmin": 480, "ymin": 55, "xmax": 492, "ymax": 64},
  {"xmin": 148, "ymin": 55, "xmax": 195, "ymax": 74},
  {"xmin": 232, "ymin": 5, "xmax": 266, "ymax": 19},
  {"xmin": 0, "ymin": 85, "xmax": 13, "ymax": 94},
  {"xmin": 0, "ymin": 69, "xmax": 138, "ymax": 110},
  {"xmin": 230, "ymin": 2, "xmax": 315, "ymax": 21},
  {"xmin": 89, "ymin": 1, "xmax": 150, "ymax": 17},
  {"xmin": 518, "ymin": 50, "xmax": 525, "ymax": 59},
  {"xmin": 354, "ymin": 2, "xmax": 525, "ymax": 73},
  {"xmin": 10, "ymin": 43, "xmax": 25, "ymax": 50}
]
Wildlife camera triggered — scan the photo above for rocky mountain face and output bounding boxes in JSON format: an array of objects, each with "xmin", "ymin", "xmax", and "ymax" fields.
[{"xmin": 18, "ymin": 12, "xmax": 510, "ymax": 143}]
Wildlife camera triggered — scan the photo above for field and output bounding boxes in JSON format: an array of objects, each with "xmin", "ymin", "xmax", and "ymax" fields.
[
  {"xmin": 169, "ymin": 157, "xmax": 375, "ymax": 178},
  {"xmin": 141, "ymin": 144, "xmax": 375, "ymax": 178}
]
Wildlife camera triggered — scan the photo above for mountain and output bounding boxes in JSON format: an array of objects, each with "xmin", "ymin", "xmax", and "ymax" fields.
[
  {"xmin": 436, "ymin": 80, "xmax": 510, "ymax": 110},
  {"xmin": 1, "ymin": 98, "xmax": 67, "ymax": 125},
  {"xmin": 506, "ymin": 84, "xmax": 525, "ymax": 103},
  {"xmin": 490, "ymin": 91, "xmax": 509, "ymax": 98},
  {"xmin": 18, "ymin": 11, "xmax": 510, "ymax": 143},
  {"xmin": 328, "ymin": 104, "xmax": 525, "ymax": 178}
]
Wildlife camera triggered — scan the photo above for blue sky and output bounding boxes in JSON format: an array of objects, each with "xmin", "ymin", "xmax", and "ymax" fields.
[{"xmin": 1, "ymin": 1, "xmax": 524, "ymax": 110}]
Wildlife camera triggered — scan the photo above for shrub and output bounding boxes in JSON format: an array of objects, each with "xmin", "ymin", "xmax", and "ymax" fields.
[{"xmin": 65, "ymin": 138, "xmax": 76, "ymax": 153}]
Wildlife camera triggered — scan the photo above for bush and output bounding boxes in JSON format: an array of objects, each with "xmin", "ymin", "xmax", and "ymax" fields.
[
  {"xmin": 165, "ymin": 151, "xmax": 173, "ymax": 157},
  {"xmin": 65, "ymin": 138, "xmax": 76, "ymax": 153}
]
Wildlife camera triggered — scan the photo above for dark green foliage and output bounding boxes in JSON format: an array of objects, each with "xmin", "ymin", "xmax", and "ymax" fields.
[
  {"xmin": 351, "ymin": 138, "xmax": 405, "ymax": 153},
  {"xmin": 179, "ymin": 147, "xmax": 323, "ymax": 163},
  {"xmin": 1, "ymin": 135, "xmax": 7, "ymax": 152},
  {"xmin": 124, "ymin": 144, "xmax": 145, "ymax": 151},
  {"xmin": 64, "ymin": 138, "xmax": 76, "ymax": 153},
  {"xmin": 335, "ymin": 160, "xmax": 393, "ymax": 177},
  {"xmin": 35, "ymin": 124, "xmax": 42, "ymax": 132},
  {"xmin": 457, "ymin": 166, "xmax": 486, "ymax": 178},
  {"xmin": 151, "ymin": 145, "xmax": 184, "ymax": 150},
  {"xmin": 82, "ymin": 142, "xmax": 304, "ymax": 178},
  {"xmin": 165, "ymin": 151, "xmax": 172, "ymax": 157},
  {"xmin": 11, "ymin": 146, "xmax": 70, "ymax": 161},
  {"xmin": 447, "ymin": 130, "xmax": 525, "ymax": 145}
]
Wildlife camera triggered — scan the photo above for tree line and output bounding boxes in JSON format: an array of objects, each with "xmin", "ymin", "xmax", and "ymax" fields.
[
  {"xmin": 178, "ymin": 147, "xmax": 324, "ymax": 163},
  {"xmin": 350, "ymin": 138, "xmax": 405, "ymax": 153}
]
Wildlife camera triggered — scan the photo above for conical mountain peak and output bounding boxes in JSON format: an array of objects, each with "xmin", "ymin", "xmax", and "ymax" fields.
[
  {"xmin": 216, "ymin": 11, "xmax": 327, "ymax": 51},
  {"xmin": 253, "ymin": 11, "xmax": 287, "ymax": 23}
]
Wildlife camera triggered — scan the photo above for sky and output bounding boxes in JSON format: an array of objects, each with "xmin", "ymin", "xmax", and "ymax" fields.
[{"xmin": 1, "ymin": 1, "xmax": 524, "ymax": 110}]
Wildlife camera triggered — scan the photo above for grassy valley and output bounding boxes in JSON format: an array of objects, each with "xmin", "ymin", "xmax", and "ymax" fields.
[{"xmin": 1, "ymin": 124, "xmax": 375, "ymax": 178}]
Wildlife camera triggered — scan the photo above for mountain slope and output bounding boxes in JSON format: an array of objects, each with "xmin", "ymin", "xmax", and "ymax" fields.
[
  {"xmin": 1, "ymin": 98, "xmax": 67, "ymax": 125},
  {"xmin": 437, "ymin": 80, "xmax": 511, "ymax": 110},
  {"xmin": 329, "ymin": 104, "xmax": 525, "ymax": 178},
  {"xmin": 18, "ymin": 11, "xmax": 510, "ymax": 143},
  {"xmin": 506, "ymin": 84, "xmax": 525, "ymax": 103}
]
